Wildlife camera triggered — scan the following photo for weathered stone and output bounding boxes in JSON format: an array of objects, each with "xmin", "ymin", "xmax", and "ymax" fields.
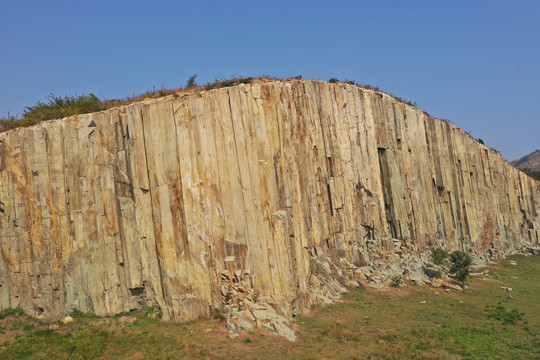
[
  {"xmin": 273, "ymin": 320, "xmax": 297, "ymax": 341},
  {"xmin": 0, "ymin": 80, "xmax": 538, "ymax": 332},
  {"xmin": 236, "ymin": 309, "xmax": 255, "ymax": 322},
  {"xmin": 528, "ymin": 247, "xmax": 540, "ymax": 255},
  {"xmin": 434, "ymin": 279, "xmax": 463, "ymax": 292},
  {"xmin": 252, "ymin": 309, "xmax": 276, "ymax": 321},
  {"xmin": 61, "ymin": 316, "xmax": 74, "ymax": 325},
  {"xmin": 230, "ymin": 316, "xmax": 253, "ymax": 332}
]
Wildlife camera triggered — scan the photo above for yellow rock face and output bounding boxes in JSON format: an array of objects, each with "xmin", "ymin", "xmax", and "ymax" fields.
[{"xmin": 0, "ymin": 80, "xmax": 538, "ymax": 321}]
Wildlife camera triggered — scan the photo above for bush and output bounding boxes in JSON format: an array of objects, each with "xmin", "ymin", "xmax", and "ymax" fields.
[
  {"xmin": 24, "ymin": 93, "xmax": 105, "ymax": 124},
  {"xmin": 145, "ymin": 306, "xmax": 163, "ymax": 319},
  {"xmin": 186, "ymin": 74, "xmax": 198, "ymax": 89},
  {"xmin": 448, "ymin": 250, "xmax": 472, "ymax": 284},
  {"xmin": 112, "ymin": 311, "xmax": 133, "ymax": 319},
  {"xmin": 1, "ymin": 93, "xmax": 106, "ymax": 130},
  {"xmin": 205, "ymin": 76, "xmax": 254, "ymax": 90},
  {"xmin": 212, "ymin": 308, "xmax": 226, "ymax": 321},
  {"xmin": 69, "ymin": 310, "xmax": 101, "ymax": 319},
  {"xmin": 361, "ymin": 84, "xmax": 381, "ymax": 92},
  {"xmin": 0, "ymin": 308, "xmax": 25, "ymax": 319},
  {"xmin": 485, "ymin": 305, "xmax": 524, "ymax": 325},
  {"xmin": 430, "ymin": 247, "xmax": 449, "ymax": 267},
  {"xmin": 0, "ymin": 113, "xmax": 20, "ymax": 131},
  {"xmin": 429, "ymin": 247, "xmax": 449, "ymax": 278},
  {"xmin": 328, "ymin": 78, "xmax": 356, "ymax": 85},
  {"xmin": 391, "ymin": 275, "xmax": 403, "ymax": 287}
]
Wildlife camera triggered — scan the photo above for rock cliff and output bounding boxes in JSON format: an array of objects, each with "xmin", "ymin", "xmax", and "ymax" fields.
[{"xmin": 0, "ymin": 80, "xmax": 539, "ymax": 327}]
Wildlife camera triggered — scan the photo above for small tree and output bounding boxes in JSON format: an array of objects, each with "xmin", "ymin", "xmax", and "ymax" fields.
[
  {"xmin": 448, "ymin": 250, "xmax": 471, "ymax": 284},
  {"xmin": 0, "ymin": 112, "xmax": 20, "ymax": 131},
  {"xmin": 429, "ymin": 247, "xmax": 449, "ymax": 278},
  {"xmin": 186, "ymin": 74, "xmax": 198, "ymax": 89}
]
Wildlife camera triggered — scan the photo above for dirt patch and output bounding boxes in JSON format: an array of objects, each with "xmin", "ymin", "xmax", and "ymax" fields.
[
  {"xmin": 0, "ymin": 328, "xmax": 17, "ymax": 344},
  {"xmin": 0, "ymin": 316, "xmax": 41, "ymax": 345},
  {"xmin": 90, "ymin": 318, "xmax": 113, "ymax": 326},
  {"xmin": 362, "ymin": 283, "xmax": 422, "ymax": 297},
  {"xmin": 476, "ymin": 277, "xmax": 500, "ymax": 283}
]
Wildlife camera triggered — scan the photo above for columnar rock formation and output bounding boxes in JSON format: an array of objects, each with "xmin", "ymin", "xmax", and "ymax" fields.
[{"xmin": 0, "ymin": 80, "xmax": 539, "ymax": 323}]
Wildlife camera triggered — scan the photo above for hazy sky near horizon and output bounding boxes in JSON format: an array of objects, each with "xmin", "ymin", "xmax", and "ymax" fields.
[{"xmin": 1, "ymin": 1, "xmax": 538, "ymax": 160}]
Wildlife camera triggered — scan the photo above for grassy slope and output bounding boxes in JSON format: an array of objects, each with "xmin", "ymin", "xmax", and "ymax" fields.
[{"xmin": 0, "ymin": 256, "xmax": 538, "ymax": 360}]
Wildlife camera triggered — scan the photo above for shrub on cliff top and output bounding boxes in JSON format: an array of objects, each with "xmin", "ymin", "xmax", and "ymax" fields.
[
  {"xmin": 0, "ymin": 75, "xmax": 433, "ymax": 134},
  {"xmin": 205, "ymin": 76, "xmax": 254, "ymax": 90},
  {"xmin": 186, "ymin": 74, "xmax": 198, "ymax": 89},
  {"xmin": 0, "ymin": 93, "xmax": 106, "ymax": 130}
]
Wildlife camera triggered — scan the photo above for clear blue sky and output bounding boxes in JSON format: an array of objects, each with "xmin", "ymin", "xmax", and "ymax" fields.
[{"xmin": 1, "ymin": 0, "xmax": 538, "ymax": 160}]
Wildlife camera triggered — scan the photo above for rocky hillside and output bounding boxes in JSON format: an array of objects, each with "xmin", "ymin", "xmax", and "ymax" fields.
[
  {"xmin": 512, "ymin": 150, "xmax": 540, "ymax": 180},
  {"xmin": 0, "ymin": 80, "xmax": 539, "ymax": 338}
]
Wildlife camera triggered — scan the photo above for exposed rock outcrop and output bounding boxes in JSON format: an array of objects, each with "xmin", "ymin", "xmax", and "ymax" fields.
[
  {"xmin": 512, "ymin": 150, "xmax": 540, "ymax": 172},
  {"xmin": 0, "ymin": 80, "xmax": 538, "ymax": 332},
  {"xmin": 512, "ymin": 150, "xmax": 540, "ymax": 181}
]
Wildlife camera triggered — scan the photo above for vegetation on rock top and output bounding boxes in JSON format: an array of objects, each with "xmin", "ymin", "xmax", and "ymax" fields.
[
  {"xmin": 0, "ymin": 75, "xmax": 280, "ymax": 132},
  {"xmin": 0, "ymin": 94, "xmax": 106, "ymax": 131},
  {"xmin": 2, "ymin": 75, "xmax": 532, "ymax": 181},
  {"xmin": 0, "ymin": 75, "xmax": 414, "ymax": 133}
]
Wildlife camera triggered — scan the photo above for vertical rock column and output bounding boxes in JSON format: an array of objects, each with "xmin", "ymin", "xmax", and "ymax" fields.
[{"xmin": 0, "ymin": 80, "xmax": 539, "ymax": 321}]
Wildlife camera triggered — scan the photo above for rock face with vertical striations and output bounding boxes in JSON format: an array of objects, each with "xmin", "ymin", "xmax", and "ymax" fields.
[{"xmin": 0, "ymin": 80, "xmax": 539, "ymax": 327}]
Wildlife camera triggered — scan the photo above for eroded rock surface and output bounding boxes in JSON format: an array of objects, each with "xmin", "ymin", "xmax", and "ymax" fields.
[{"xmin": 0, "ymin": 80, "xmax": 538, "ymax": 333}]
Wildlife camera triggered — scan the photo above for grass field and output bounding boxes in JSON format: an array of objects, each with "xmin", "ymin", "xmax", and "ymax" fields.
[{"xmin": 0, "ymin": 255, "xmax": 538, "ymax": 359}]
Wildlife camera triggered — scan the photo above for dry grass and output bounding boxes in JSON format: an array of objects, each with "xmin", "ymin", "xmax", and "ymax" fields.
[{"xmin": 1, "ymin": 75, "xmax": 424, "ymax": 135}]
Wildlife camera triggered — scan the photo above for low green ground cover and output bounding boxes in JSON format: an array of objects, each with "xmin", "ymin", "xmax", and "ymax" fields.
[{"xmin": 0, "ymin": 255, "xmax": 538, "ymax": 359}]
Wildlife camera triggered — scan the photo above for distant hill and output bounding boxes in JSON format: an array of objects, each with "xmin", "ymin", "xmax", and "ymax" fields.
[{"xmin": 512, "ymin": 150, "xmax": 540, "ymax": 181}]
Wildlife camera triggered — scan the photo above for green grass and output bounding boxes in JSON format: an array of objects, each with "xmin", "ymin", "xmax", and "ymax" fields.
[
  {"xmin": 69, "ymin": 310, "xmax": 102, "ymax": 319},
  {"xmin": 0, "ymin": 256, "xmax": 538, "ymax": 359},
  {"xmin": 0, "ymin": 308, "xmax": 25, "ymax": 319}
]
